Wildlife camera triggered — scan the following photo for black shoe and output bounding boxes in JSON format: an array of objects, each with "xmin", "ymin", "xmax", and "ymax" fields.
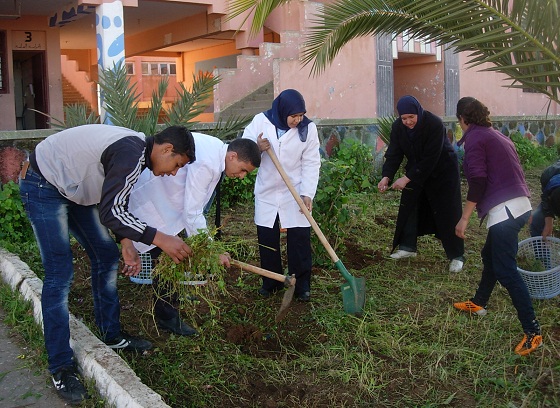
[
  {"xmin": 105, "ymin": 331, "xmax": 153, "ymax": 352},
  {"xmin": 296, "ymin": 291, "xmax": 311, "ymax": 302},
  {"xmin": 156, "ymin": 316, "xmax": 197, "ymax": 336},
  {"xmin": 52, "ymin": 366, "xmax": 90, "ymax": 405}
]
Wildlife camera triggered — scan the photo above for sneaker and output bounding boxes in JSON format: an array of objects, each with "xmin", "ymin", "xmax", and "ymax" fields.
[
  {"xmin": 514, "ymin": 333, "xmax": 543, "ymax": 356},
  {"xmin": 296, "ymin": 291, "xmax": 311, "ymax": 302},
  {"xmin": 390, "ymin": 250, "xmax": 417, "ymax": 259},
  {"xmin": 156, "ymin": 315, "xmax": 197, "ymax": 336},
  {"xmin": 52, "ymin": 366, "xmax": 90, "ymax": 405},
  {"xmin": 449, "ymin": 259, "xmax": 464, "ymax": 273},
  {"xmin": 453, "ymin": 300, "xmax": 487, "ymax": 316},
  {"xmin": 105, "ymin": 331, "xmax": 153, "ymax": 352}
]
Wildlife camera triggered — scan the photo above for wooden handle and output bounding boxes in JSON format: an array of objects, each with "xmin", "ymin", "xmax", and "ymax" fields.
[
  {"xmin": 231, "ymin": 259, "xmax": 294, "ymax": 285},
  {"xmin": 266, "ymin": 148, "xmax": 339, "ymax": 263}
]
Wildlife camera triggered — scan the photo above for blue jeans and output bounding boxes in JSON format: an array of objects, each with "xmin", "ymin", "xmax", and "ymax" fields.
[
  {"xmin": 19, "ymin": 168, "xmax": 121, "ymax": 373},
  {"xmin": 472, "ymin": 209, "xmax": 540, "ymax": 334},
  {"xmin": 529, "ymin": 203, "xmax": 545, "ymax": 237}
]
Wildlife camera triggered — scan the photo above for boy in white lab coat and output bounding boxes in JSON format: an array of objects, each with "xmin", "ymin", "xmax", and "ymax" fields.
[{"xmin": 125, "ymin": 134, "xmax": 261, "ymax": 335}]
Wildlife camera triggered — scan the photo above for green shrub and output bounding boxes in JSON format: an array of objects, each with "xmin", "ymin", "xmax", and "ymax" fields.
[
  {"xmin": 511, "ymin": 131, "xmax": 558, "ymax": 169},
  {"xmin": 218, "ymin": 171, "xmax": 256, "ymax": 209},
  {"xmin": 0, "ymin": 181, "xmax": 33, "ymax": 244},
  {"xmin": 313, "ymin": 139, "xmax": 375, "ymax": 264}
]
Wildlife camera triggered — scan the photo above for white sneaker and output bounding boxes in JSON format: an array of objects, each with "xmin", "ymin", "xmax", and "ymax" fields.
[
  {"xmin": 449, "ymin": 259, "xmax": 464, "ymax": 273},
  {"xmin": 390, "ymin": 250, "xmax": 417, "ymax": 259}
]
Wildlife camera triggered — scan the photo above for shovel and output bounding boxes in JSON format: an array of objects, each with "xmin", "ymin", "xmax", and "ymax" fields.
[
  {"xmin": 266, "ymin": 147, "xmax": 366, "ymax": 315},
  {"xmin": 231, "ymin": 259, "xmax": 296, "ymax": 322}
]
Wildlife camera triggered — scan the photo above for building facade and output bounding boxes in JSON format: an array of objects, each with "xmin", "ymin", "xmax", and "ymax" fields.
[{"xmin": 0, "ymin": 0, "xmax": 558, "ymax": 131}]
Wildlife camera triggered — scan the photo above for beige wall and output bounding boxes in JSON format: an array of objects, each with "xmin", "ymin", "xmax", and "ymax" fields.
[
  {"xmin": 276, "ymin": 36, "xmax": 378, "ymax": 120},
  {"xmin": 459, "ymin": 54, "xmax": 559, "ymax": 116}
]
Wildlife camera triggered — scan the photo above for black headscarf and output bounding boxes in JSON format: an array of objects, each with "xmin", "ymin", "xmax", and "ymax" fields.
[
  {"xmin": 396, "ymin": 95, "xmax": 424, "ymax": 138},
  {"xmin": 264, "ymin": 89, "xmax": 312, "ymax": 142}
]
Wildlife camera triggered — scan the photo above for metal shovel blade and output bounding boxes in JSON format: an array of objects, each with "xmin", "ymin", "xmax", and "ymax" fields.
[
  {"xmin": 340, "ymin": 276, "xmax": 366, "ymax": 316},
  {"xmin": 275, "ymin": 281, "xmax": 296, "ymax": 322}
]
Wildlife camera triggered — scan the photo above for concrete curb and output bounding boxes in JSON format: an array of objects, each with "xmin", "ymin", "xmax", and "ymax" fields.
[{"xmin": 0, "ymin": 247, "xmax": 170, "ymax": 408}]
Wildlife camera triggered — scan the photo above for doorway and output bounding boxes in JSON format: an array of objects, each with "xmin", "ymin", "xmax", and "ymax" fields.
[{"xmin": 13, "ymin": 50, "xmax": 48, "ymax": 129}]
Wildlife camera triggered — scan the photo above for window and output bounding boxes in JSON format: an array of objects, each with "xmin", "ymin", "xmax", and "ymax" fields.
[
  {"xmin": 125, "ymin": 62, "xmax": 134, "ymax": 75},
  {"xmin": 141, "ymin": 62, "xmax": 176, "ymax": 76},
  {"xmin": 0, "ymin": 31, "xmax": 7, "ymax": 94}
]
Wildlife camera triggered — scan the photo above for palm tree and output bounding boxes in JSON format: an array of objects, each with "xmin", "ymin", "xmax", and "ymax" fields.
[
  {"xmin": 41, "ymin": 62, "xmax": 250, "ymax": 139},
  {"xmin": 228, "ymin": 0, "xmax": 560, "ymax": 104}
]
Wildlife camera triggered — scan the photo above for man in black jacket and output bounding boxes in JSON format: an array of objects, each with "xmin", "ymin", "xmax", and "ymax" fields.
[{"xmin": 19, "ymin": 124, "xmax": 195, "ymax": 405}]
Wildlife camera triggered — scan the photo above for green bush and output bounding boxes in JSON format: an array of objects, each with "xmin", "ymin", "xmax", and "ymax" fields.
[
  {"xmin": 313, "ymin": 139, "xmax": 375, "ymax": 264},
  {"xmin": 511, "ymin": 131, "xmax": 558, "ymax": 169},
  {"xmin": 0, "ymin": 181, "xmax": 33, "ymax": 244},
  {"xmin": 219, "ymin": 171, "xmax": 256, "ymax": 209}
]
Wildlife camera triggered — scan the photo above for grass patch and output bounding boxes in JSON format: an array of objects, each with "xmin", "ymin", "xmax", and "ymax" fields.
[{"xmin": 1, "ymin": 166, "xmax": 559, "ymax": 407}]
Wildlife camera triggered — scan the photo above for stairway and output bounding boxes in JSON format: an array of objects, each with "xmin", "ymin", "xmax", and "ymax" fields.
[
  {"xmin": 218, "ymin": 82, "xmax": 274, "ymax": 120},
  {"xmin": 62, "ymin": 75, "xmax": 94, "ymax": 117}
]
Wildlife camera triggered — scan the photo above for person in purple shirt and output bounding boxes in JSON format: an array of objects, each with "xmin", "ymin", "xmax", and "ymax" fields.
[{"xmin": 453, "ymin": 97, "xmax": 542, "ymax": 356}]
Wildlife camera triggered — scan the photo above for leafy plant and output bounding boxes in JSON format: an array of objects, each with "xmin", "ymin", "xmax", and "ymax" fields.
[
  {"xmin": 376, "ymin": 115, "xmax": 397, "ymax": 146},
  {"xmin": 208, "ymin": 115, "xmax": 252, "ymax": 141},
  {"xmin": 510, "ymin": 131, "xmax": 558, "ymax": 169},
  {"xmin": 152, "ymin": 229, "xmax": 230, "ymax": 316},
  {"xmin": 97, "ymin": 62, "xmax": 221, "ymax": 135},
  {"xmin": 313, "ymin": 138, "xmax": 375, "ymax": 263},
  {"xmin": 218, "ymin": 171, "xmax": 257, "ymax": 209},
  {"xmin": 0, "ymin": 181, "xmax": 33, "ymax": 244}
]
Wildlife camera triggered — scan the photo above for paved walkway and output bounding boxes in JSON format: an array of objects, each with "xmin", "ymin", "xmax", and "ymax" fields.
[
  {"xmin": 0, "ymin": 309, "xmax": 68, "ymax": 408},
  {"xmin": 0, "ymin": 247, "xmax": 170, "ymax": 408}
]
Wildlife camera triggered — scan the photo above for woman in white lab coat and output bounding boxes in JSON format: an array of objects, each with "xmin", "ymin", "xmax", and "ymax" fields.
[{"xmin": 243, "ymin": 89, "xmax": 321, "ymax": 301}]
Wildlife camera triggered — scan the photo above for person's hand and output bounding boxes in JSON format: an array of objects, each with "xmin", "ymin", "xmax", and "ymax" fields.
[
  {"xmin": 257, "ymin": 133, "xmax": 270, "ymax": 152},
  {"xmin": 455, "ymin": 218, "xmax": 469, "ymax": 239},
  {"xmin": 391, "ymin": 176, "xmax": 410, "ymax": 191},
  {"xmin": 120, "ymin": 238, "xmax": 141, "ymax": 276},
  {"xmin": 301, "ymin": 196, "xmax": 312, "ymax": 213},
  {"xmin": 377, "ymin": 177, "xmax": 390, "ymax": 192},
  {"xmin": 152, "ymin": 232, "xmax": 193, "ymax": 263},
  {"xmin": 541, "ymin": 217, "xmax": 554, "ymax": 240},
  {"xmin": 219, "ymin": 252, "xmax": 231, "ymax": 267}
]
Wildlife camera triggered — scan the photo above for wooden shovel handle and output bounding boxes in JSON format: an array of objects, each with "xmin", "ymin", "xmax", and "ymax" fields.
[
  {"xmin": 265, "ymin": 147, "xmax": 340, "ymax": 263},
  {"xmin": 231, "ymin": 259, "xmax": 294, "ymax": 286}
]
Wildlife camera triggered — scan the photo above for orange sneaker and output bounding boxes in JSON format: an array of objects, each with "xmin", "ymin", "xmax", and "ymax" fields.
[
  {"xmin": 453, "ymin": 300, "xmax": 487, "ymax": 316},
  {"xmin": 514, "ymin": 333, "xmax": 543, "ymax": 356}
]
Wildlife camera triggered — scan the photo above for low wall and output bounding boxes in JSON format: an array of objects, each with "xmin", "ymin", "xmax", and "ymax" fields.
[{"xmin": 2, "ymin": 117, "xmax": 560, "ymax": 185}]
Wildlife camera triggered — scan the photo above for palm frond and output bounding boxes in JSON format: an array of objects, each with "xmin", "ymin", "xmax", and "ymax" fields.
[
  {"xmin": 28, "ymin": 104, "xmax": 99, "ymax": 131},
  {"xmin": 135, "ymin": 77, "xmax": 169, "ymax": 136},
  {"xmin": 210, "ymin": 114, "xmax": 253, "ymax": 140},
  {"xmin": 164, "ymin": 72, "xmax": 219, "ymax": 126},
  {"xmin": 97, "ymin": 61, "xmax": 141, "ymax": 129},
  {"xmin": 226, "ymin": 0, "xmax": 292, "ymax": 36},
  {"xmin": 376, "ymin": 115, "xmax": 397, "ymax": 146}
]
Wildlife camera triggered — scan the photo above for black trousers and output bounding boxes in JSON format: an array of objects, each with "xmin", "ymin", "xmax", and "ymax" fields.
[
  {"xmin": 257, "ymin": 215, "xmax": 312, "ymax": 296},
  {"xmin": 149, "ymin": 247, "xmax": 179, "ymax": 320}
]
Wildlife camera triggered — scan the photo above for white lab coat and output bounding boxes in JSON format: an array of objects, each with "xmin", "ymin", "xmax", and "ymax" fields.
[
  {"xmin": 242, "ymin": 112, "xmax": 321, "ymax": 228},
  {"xmin": 128, "ymin": 133, "xmax": 227, "ymax": 252}
]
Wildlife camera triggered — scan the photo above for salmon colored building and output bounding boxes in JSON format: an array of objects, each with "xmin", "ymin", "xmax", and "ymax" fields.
[{"xmin": 0, "ymin": 0, "xmax": 558, "ymax": 131}]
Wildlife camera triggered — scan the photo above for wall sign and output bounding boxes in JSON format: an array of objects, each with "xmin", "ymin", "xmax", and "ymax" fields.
[{"xmin": 12, "ymin": 31, "xmax": 46, "ymax": 50}]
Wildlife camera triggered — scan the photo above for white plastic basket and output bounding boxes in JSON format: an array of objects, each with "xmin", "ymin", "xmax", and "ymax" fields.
[
  {"xmin": 129, "ymin": 252, "xmax": 208, "ymax": 286},
  {"xmin": 129, "ymin": 252, "xmax": 154, "ymax": 284},
  {"xmin": 517, "ymin": 236, "xmax": 560, "ymax": 299}
]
